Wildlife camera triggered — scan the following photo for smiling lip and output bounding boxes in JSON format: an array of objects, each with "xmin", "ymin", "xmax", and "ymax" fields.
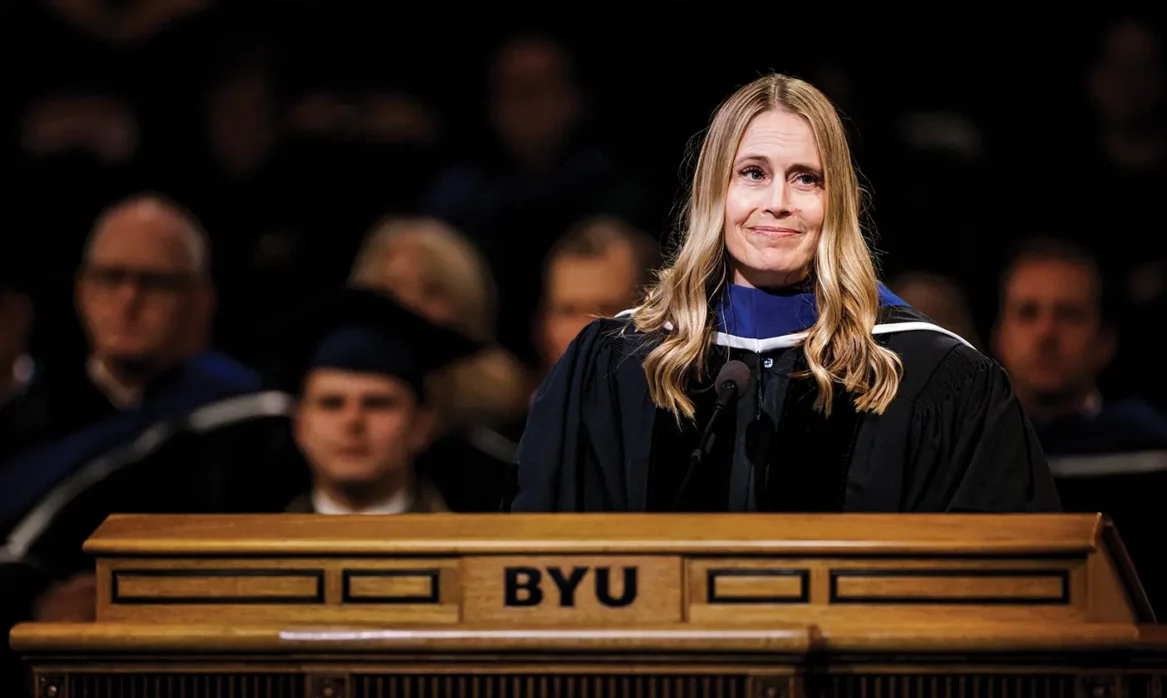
[{"xmin": 748, "ymin": 226, "xmax": 799, "ymax": 237}]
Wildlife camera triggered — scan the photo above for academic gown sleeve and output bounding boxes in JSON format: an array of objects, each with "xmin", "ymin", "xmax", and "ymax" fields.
[
  {"xmin": 902, "ymin": 344, "xmax": 1062, "ymax": 513},
  {"xmin": 508, "ymin": 319, "xmax": 639, "ymax": 512}
]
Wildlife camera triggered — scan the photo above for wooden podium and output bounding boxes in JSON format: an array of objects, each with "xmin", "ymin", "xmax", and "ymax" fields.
[{"xmin": 10, "ymin": 513, "xmax": 1167, "ymax": 698}]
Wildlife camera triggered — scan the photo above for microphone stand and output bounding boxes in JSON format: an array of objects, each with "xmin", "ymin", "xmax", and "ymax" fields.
[{"xmin": 671, "ymin": 380, "xmax": 739, "ymax": 510}]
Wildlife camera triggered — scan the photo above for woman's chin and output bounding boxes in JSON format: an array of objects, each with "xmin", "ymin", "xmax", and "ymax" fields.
[{"xmin": 732, "ymin": 261, "xmax": 809, "ymax": 289}]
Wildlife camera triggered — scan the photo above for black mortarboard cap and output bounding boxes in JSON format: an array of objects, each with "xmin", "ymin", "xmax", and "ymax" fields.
[{"xmin": 260, "ymin": 287, "xmax": 483, "ymax": 399}]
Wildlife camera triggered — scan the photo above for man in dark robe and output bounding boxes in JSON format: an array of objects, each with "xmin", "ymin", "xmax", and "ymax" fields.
[
  {"xmin": 0, "ymin": 196, "xmax": 305, "ymax": 687},
  {"xmin": 260, "ymin": 287, "xmax": 482, "ymax": 516},
  {"xmin": 508, "ymin": 284, "xmax": 1061, "ymax": 515},
  {"xmin": 0, "ymin": 195, "xmax": 303, "ymax": 558}
]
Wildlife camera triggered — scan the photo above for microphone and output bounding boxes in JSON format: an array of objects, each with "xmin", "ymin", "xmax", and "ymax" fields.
[{"xmin": 672, "ymin": 360, "xmax": 752, "ymax": 509}]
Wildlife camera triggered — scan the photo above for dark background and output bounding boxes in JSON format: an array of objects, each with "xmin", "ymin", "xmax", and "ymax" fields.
[{"xmin": 3, "ymin": 2, "xmax": 1164, "ymax": 399}]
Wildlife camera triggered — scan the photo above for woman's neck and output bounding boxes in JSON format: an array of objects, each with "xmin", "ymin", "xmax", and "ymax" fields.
[{"xmin": 731, "ymin": 264, "xmax": 811, "ymax": 293}]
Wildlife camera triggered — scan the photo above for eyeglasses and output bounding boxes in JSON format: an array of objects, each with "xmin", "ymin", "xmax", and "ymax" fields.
[{"xmin": 81, "ymin": 265, "xmax": 199, "ymax": 294}]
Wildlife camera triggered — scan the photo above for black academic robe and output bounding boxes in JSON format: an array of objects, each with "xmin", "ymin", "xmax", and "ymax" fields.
[
  {"xmin": 508, "ymin": 308, "xmax": 1061, "ymax": 513},
  {"xmin": 0, "ymin": 402, "xmax": 306, "ymax": 697},
  {"xmin": 2, "ymin": 408, "xmax": 306, "ymax": 583}
]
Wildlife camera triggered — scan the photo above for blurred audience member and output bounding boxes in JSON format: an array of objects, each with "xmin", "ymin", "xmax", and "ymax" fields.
[
  {"xmin": 69, "ymin": 194, "xmax": 214, "ymax": 423},
  {"xmin": 20, "ymin": 93, "xmax": 139, "ymax": 167},
  {"xmin": 349, "ymin": 217, "xmax": 531, "ymax": 511},
  {"xmin": 993, "ymin": 239, "xmax": 1133, "ymax": 430},
  {"xmin": 204, "ymin": 43, "xmax": 282, "ymax": 185},
  {"xmin": 277, "ymin": 70, "xmax": 442, "ymax": 289},
  {"xmin": 42, "ymin": 0, "xmax": 213, "ymax": 47},
  {"xmin": 180, "ymin": 35, "xmax": 302, "ymax": 358},
  {"xmin": 0, "ymin": 193, "xmax": 302, "ymax": 587},
  {"xmin": 993, "ymin": 237, "xmax": 1167, "ymax": 614},
  {"xmin": 537, "ymin": 215, "xmax": 661, "ymax": 374},
  {"xmin": 2, "ymin": 194, "xmax": 217, "ymax": 451},
  {"xmin": 1029, "ymin": 18, "xmax": 1166, "ymax": 296},
  {"xmin": 1086, "ymin": 17, "xmax": 1167, "ymax": 408},
  {"xmin": 263, "ymin": 289, "xmax": 480, "ymax": 515},
  {"xmin": 423, "ymin": 32, "xmax": 647, "ymax": 363},
  {"xmin": 1087, "ymin": 17, "xmax": 1165, "ymax": 181},
  {"xmin": 887, "ymin": 271, "xmax": 983, "ymax": 349},
  {"xmin": 350, "ymin": 216, "xmax": 533, "ymax": 431},
  {"xmin": 487, "ymin": 33, "xmax": 583, "ymax": 175}
]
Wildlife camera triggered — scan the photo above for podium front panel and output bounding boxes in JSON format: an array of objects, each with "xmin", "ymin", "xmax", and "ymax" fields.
[{"xmin": 11, "ymin": 513, "xmax": 1167, "ymax": 698}]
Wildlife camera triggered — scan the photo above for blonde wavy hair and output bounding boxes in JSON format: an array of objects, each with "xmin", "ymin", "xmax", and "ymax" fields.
[
  {"xmin": 350, "ymin": 216, "xmax": 496, "ymax": 340},
  {"xmin": 631, "ymin": 74, "xmax": 902, "ymax": 420},
  {"xmin": 349, "ymin": 216, "xmax": 532, "ymax": 429}
]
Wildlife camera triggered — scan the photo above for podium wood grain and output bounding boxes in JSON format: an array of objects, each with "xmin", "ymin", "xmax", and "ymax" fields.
[{"xmin": 11, "ymin": 513, "xmax": 1166, "ymax": 698}]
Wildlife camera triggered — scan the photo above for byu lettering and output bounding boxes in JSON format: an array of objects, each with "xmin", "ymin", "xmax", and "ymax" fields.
[{"xmin": 503, "ymin": 566, "xmax": 638, "ymax": 608}]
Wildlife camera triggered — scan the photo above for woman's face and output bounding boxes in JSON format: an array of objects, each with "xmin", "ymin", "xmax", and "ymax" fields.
[{"xmin": 723, "ymin": 109, "xmax": 825, "ymax": 289}]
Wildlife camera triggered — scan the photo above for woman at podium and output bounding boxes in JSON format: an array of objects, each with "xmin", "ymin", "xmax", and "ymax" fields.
[{"xmin": 508, "ymin": 73, "xmax": 1061, "ymax": 514}]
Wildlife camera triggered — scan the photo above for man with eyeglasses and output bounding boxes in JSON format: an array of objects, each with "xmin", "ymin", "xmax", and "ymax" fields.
[
  {"xmin": 75, "ymin": 195, "xmax": 216, "ymax": 416},
  {"xmin": 0, "ymin": 194, "xmax": 305, "ymax": 629}
]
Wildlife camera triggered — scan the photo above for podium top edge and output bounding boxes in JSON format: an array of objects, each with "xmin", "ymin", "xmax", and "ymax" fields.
[
  {"xmin": 82, "ymin": 513, "xmax": 1102, "ymax": 557},
  {"xmin": 14, "ymin": 621, "xmax": 1165, "ymax": 654}
]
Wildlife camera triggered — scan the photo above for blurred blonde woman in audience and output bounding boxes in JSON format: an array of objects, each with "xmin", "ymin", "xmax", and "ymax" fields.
[{"xmin": 349, "ymin": 216, "xmax": 533, "ymax": 435}]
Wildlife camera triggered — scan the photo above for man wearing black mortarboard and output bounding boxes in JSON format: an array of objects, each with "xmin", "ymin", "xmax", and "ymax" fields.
[{"xmin": 266, "ymin": 288, "xmax": 483, "ymax": 514}]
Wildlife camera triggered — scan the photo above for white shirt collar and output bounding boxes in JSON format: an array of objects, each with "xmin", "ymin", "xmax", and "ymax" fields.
[
  {"xmin": 310, "ymin": 487, "xmax": 414, "ymax": 515},
  {"xmin": 87, "ymin": 357, "xmax": 143, "ymax": 409}
]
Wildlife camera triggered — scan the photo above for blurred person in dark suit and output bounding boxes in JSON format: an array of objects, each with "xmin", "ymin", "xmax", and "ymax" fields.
[
  {"xmin": 0, "ymin": 194, "xmax": 304, "ymax": 625},
  {"xmin": 27, "ymin": 193, "xmax": 218, "ymax": 439},
  {"xmin": 993, "ymin": 237, "xmax": 1167, "ymax": 614},
  {"xmin": 993, "ymin": 238, "xmax": 1167, "ymax": 451}
]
